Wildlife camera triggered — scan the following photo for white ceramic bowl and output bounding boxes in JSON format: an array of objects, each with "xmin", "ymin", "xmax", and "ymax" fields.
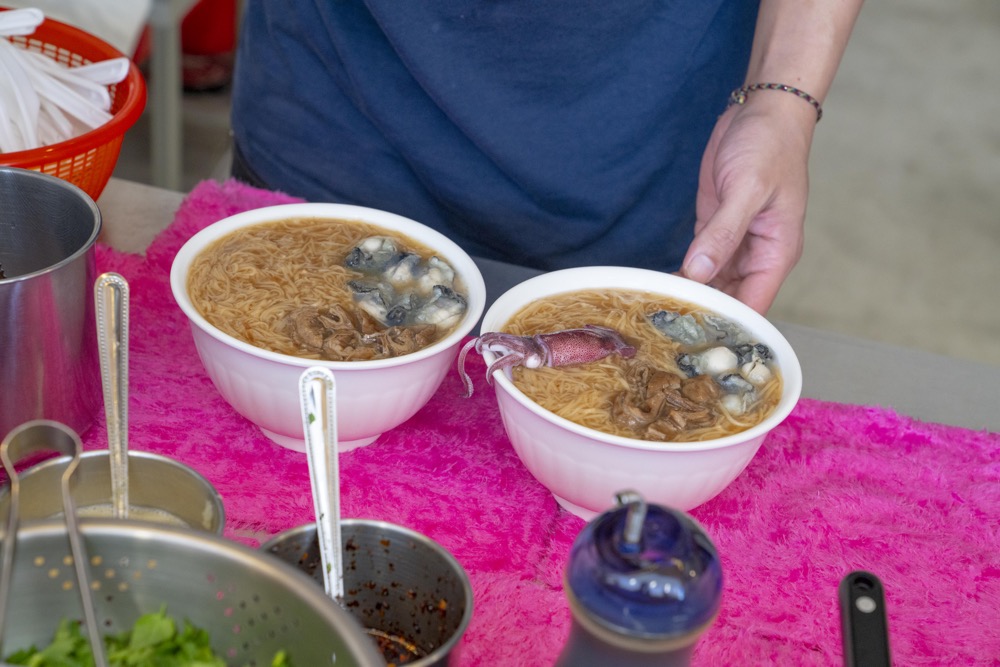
[
  {"xmin": 170, "ymin": 203, "xmax": 486, "ymax": 452},
  {"xmin": 478, "ymin": 266, "xmax": 802, "ymax": 520}
]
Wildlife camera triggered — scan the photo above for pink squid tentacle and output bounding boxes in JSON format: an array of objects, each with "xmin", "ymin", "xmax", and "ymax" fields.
[
  {"xmin": 457, "ymin": 337, "xmax": 480, "ymax": 397},
  {"xmin": 458, "ymin": 333, "xmax": 533, "ymax": 396}
]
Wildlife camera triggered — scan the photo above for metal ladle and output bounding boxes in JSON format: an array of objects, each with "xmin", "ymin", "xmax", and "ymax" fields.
[
  {"xmin": 299, "ymin": 367, "xmax": 344, "ymax": 600},
  {"xmin": 95, "ymin": 272, "xmax": 129, "ymax": 519}
]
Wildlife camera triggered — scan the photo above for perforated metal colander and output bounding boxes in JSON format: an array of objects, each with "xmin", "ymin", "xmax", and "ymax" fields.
[
  {"xmin": 0, "ymin": 421, "xmax": 382, "ymax": 667},
  {"xmin": 0, "ymin": 520, "xmax": 384, "ymax": 666}
]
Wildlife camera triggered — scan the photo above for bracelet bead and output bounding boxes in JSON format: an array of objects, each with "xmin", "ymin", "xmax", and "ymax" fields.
[{"xmin": 729, "ymin": 83, "xmax": 824, "ymax": 122}]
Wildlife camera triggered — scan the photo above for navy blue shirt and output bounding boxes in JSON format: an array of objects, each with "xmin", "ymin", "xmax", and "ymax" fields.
[{"xmin": 231, "ymin": 1, "xmax": 758, "ymax": 271}]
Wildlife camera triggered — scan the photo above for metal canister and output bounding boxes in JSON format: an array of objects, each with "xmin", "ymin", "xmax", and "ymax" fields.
[
  {"xmin": 0, "ymin": 168, "xmax": 102, "ymax": 438},
  {"xmin": 555, "ymin": 491, "xmax": 723, "ymax": 667}
]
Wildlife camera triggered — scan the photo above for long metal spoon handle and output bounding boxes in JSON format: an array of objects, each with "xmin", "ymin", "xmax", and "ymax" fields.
[
  {"xmin": 0, "ymin": 421, "xmax": 109, "ymax": 667},
  {"xmin": 95, "ymin": 272, "xmax": 129, "ymax": 520},
  {"xmin": 299, "ymin": 367, "xmax": 344, "ymax": 601}
]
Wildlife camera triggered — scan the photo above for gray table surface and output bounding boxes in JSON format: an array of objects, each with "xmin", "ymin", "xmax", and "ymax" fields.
[{"xmin": 97, "ymin": 178, "xmax": 1000, "ymax": 434}]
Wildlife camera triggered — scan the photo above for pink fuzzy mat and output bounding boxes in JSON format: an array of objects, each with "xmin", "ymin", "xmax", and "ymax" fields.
[{"xmin": 72, "ymin": 180, "xmax": 1000, "ymax": 664}]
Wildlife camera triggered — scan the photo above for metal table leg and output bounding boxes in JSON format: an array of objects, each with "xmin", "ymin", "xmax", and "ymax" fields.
[{"xmin": 148, "ymin": 0, "xmax": 198, "ymax": 191}]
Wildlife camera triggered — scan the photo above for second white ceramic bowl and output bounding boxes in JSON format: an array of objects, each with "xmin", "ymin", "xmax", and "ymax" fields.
[{"xmin": 478, "ymin": 266, "xmax": 802, "ymax": 519}]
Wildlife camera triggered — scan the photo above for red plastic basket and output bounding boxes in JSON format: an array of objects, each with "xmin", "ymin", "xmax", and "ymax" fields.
[{"xmin": 0, "ymin": 10, "xmax": 147, "ymax": 200}]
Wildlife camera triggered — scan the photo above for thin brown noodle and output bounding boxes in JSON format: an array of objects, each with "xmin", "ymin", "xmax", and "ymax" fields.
[
  {"xmin": 502, "ymin": 289, "xmax": 782, "ymax": 442},
  {"xmin": 187, "ymin": 217, "xmax": 455, "ymax": 358}
]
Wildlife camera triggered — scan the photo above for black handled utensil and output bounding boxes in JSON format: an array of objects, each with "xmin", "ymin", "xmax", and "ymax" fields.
[{"xmin": 840, "ymin": 570, "xmax": 892, "ymax": 667}]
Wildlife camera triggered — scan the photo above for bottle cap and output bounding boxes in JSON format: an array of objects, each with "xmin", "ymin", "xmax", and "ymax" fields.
[{"xmin": 565, "ymin": 491, "xmax": 723, "ymax": 639}]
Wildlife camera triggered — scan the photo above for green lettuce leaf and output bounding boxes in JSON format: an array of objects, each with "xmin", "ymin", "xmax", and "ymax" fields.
[{"xmin": 2, "ymin": 610, "xmax": 292, "ymax": 667}]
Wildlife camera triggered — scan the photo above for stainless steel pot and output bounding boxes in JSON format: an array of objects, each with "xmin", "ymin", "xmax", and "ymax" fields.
[{"xmin": 0, "ymin": 168, "xmax": 102, "ymax": 438}]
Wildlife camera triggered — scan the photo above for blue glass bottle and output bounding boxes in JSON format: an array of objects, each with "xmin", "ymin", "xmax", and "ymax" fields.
[{"xmin": 555, "ymin": 491, "xmax": 723, "ymax": 666}]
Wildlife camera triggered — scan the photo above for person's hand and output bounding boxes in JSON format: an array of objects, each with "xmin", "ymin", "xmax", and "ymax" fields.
[{"xmin": 681, "ymin": 93, "xmax": 817, "ymax": 314}]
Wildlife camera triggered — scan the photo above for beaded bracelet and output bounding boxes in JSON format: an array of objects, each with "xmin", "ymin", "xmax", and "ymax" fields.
[{"xmin": 729, "ymin": 83, "xmax": 824, "ymax": 123}]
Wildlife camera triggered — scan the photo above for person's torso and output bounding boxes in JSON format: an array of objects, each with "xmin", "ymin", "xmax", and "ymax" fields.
[{"xmin": 232, "ymin": 0, "xmax": 758, "ymax": 270}]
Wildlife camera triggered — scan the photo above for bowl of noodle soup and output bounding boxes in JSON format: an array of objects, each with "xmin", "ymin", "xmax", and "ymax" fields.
[
  {"xmin": 474, "ymin": 266, "xmax": 801, "ymax": 519},
  {"xmin": 170, "ymin": 203, "xmax": 485, "ymax": 452}
]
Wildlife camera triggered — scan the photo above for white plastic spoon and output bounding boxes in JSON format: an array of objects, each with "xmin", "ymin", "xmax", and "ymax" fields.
[
  {"xmin": 0, "ymin": 87, "xmax": 18, "ymax": 152},
  {"xmin": 70, "ymin": 57, "xmax": 130, "ymax": 86},
  {"xmin": 0, "ymin": 40, "xmax": 39, "ymax": 150},
  {"xmin": 0, "ymin": 8, "xmax": 44, "ymax": 37},
  {"xmin": 19, "ymin": 48, "xmax": 112, "ymax": 111},
  {"xmin": 19, "ymin": 58, "xmax": 112, "ymax": 129},
  {"xmin": 36, "ymin": 96, "xmax": 75, "ymax": 145},
  {"xmin": 299, "ymin": 366, "xmax": 344, "ymax": 600}
]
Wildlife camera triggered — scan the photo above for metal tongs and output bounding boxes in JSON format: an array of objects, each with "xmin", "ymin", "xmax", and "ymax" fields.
[{"xmin": 0, "ymin": 421, "xmax": 109, "ymax": 667}]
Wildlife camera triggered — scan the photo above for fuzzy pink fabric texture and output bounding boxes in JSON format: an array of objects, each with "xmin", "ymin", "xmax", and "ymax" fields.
[{"xmin": 72, "ymin": 179, "xmax": 998, "ymax": 665}]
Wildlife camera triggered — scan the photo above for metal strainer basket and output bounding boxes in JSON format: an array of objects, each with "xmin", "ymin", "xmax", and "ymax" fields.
[
  {"xmin": 0, "ymin": 521, "xmax": 384, "ymax": 666},
  {"xmin": 0, "ymin": 421, "xmax": 383, "ymax": 666}
]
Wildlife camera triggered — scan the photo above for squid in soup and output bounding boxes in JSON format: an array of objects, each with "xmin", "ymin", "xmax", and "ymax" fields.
[{"xmin": 474, "ymin": 288, "xmax": 781, "ymax": 442}]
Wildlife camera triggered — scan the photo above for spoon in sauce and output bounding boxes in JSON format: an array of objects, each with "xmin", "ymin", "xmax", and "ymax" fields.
[
  {"xmin": 95, "ymin": 272, "xmax": 130, "ymax": 519},
  {"xmin": 298, "ymin": 367, "xmax": 423, "ymax": 663},
  {"xmin": 299, "ymin": 366, "xmax": 344, "ymax": 600}
]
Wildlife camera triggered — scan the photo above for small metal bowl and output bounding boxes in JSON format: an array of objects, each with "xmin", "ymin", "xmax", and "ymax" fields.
[
  {"xmin": 0, "ymin": 450, "xmax": 225, "ymax": 534},
  {"xmin": 261, "ymin": 519, "xmax": 474, "ymax": 667}
]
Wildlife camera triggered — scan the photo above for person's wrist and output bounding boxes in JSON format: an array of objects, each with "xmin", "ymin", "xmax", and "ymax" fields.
[
  {"xmin": 727, "ymin": 85, "xmax": 818, "ymax": 142},
  {"xmin": 729, "ymin": 83, "xmax": 823, "ymax": 122}
]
